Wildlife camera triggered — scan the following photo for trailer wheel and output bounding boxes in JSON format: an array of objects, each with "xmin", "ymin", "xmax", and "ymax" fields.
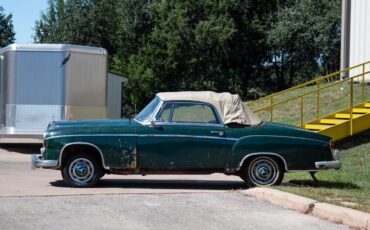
[{"xmin": 62, "ymin": 153, "xmax": 102, "ymax": 187}]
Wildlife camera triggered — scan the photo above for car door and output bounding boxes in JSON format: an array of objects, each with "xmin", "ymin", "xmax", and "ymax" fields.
[{"xmin": 137, "ymin": 101, "xmax": 226, "ymax": 170}]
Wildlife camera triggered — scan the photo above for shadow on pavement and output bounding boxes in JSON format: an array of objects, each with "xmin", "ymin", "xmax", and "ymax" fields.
[
  {"xmin": 50, "ymin": 178, "xmax": 247, "ymax": 190},
  {"xmin": 0, "ymin": 144, "xmax": 42, "ymax": 154},
  {"xmin": 288, "ymin": 179, "xmax": 360, "ymax": 189}
]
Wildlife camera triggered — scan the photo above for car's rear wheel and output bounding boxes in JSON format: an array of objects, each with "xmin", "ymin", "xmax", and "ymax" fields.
[
  {"xmin": 241, "ymin": 156, "xmax": 284, "ymax": 187},
  {"xmin": 62, "ymin": 153, "xmax": 102, "ymax": 188}
]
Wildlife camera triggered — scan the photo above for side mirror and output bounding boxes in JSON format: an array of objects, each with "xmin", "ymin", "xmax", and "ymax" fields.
[{"xmin": 149, "ymin": 120, "xmax": 163, "ymax": 130}]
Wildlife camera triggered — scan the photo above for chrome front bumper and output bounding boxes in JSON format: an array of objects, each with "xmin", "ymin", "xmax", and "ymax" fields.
[{"xmin": 31, "ymin": 152, "xmax": 58, "ymax": 169}]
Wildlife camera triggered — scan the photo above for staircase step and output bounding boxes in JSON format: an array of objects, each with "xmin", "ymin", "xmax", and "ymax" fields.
[
  {"xmin": 352, "ymin": 108, "xmax": 370, "ymax": 113},
  {"xmin": 319, "ymin": 119, "xmax": 347, "ymax": 125},
  {"xmin": 304, "ymin": 124, "xmax": 332, "ymax": 130},
  {"xmin": 364, "ymin": 103, "xmax": 370, "ymax": 108},
  {"xmin": 334, "ymin": 113, "xmax": 362, "ymax": 119}
]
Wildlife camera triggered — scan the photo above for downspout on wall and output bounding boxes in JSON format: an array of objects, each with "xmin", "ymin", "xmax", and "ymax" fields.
[{"xmin": 340, "ymin": 0, "xmax": 351, "ymax": 79}]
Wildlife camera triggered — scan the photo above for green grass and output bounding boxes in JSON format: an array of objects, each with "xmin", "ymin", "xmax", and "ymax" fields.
[
  {"xmin": 247, "ymin": 80, "xmax": 370, "ymax": 213},
  {"xmin": 277, "ymin": 130, "xmax": 370, "ymax": 213},
  {"xmin": 248, "ymin": 81, "xmax": 370, "ymax": 127}
]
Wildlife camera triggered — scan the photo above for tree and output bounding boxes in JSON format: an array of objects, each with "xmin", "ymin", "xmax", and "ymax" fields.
[
  {"xmin": 34, "ymin": 0, "xmax": 118, "ymax": 57},
  {"xmin": 266, "ymin": 0, "xmax": 341, "ymax": 90},
  {"xmin": 121, "ymin": 0, "xmax": 268, "ymax": 115},
  {"xmin": 34, "ymin": 0, "xmax": 62, "ymax": 43},
  {"xmin": 110, "ymin": 0, "xmax": 152, "ymax": 74},
  {"xmin": 33, "ymin": 0, "xmax": 342, "ymax": 116},
  {"xmin": 0, "ymin": 6, "xmax": 15, "ymax": 47}
]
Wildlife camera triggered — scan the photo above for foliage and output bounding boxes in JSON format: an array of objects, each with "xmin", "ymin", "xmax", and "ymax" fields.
[
  {"xmin": 34, "ymin": 0, "xmax": 118, "ymax": 56},
  {"xmin": 33, "ymin": 0, "xmax": 342, "ymax": 116},
  {"xmin": 121, "ymin": 0, "xmax": 276, "ymax": 115},
  {"xmin": 266, "ymin": 0, "xmax": 341, "ymax": 91},
  {"xmin": 0, "ymin": 6, "xmax": 15, "ymax": 47}
]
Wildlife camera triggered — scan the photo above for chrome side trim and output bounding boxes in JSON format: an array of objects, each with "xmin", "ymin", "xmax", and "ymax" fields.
[
  {"xmin": 136, "ymin": 134, "xmax": 237, "ymax": 141},
  {"xmin": 238, "ymin": 152, "xmax": 289, "ymax": 171},
  {"xmin": 46, "ymin": 133, "xmax": 328, "ymax": 146},
  {"xmin": 153, "ymin": 121, "xmax": 223, "ymax": 127},
  {"xmin": 45, "ymin": 134, "xmax": 239, "ymax": 141},
  {"xmin": 58, "ymin": 142, "xmax": 110, "ymax": 170},
  {"xmin": 45, "ymin": 133, "xmax": 328, "ymax": 144},
  {"xmin": 236, "ymin": 134, "xmax": 328, "ymax": 145},
  {"xmin": 45, "ymin": 134, "xmax": 137, "ymax": 140}
]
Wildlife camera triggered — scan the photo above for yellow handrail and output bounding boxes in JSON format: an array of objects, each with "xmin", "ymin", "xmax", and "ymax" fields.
[
  {"xmin": 350, "ymin": 78, "xmax": 354, "ymax": 135},
  {"xmin": 252, "ymin": 70, "xmax": 370, "ymax": 113},
  {"xmin": 248, "ymin": 61, "xmax": 370, "ymax": 137},
  {"xmin": 247, "ymin": 60, "xmax": 370, "ymax": 107}
]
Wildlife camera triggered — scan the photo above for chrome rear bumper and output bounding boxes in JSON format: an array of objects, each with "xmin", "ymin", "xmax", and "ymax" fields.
[
  {"xmin": 315, "ymin": 160, "xmax": 341, "ymax": 170},
  {"xmin": 31, "ymin": 154, "xmax": 58, "ymax": 169},
  {"xmin": 315, "ymin": 149, "xmax": 341, "ymax": 170}
]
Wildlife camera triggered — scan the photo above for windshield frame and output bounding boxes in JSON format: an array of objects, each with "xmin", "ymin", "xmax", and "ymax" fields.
[{"xmin": 134, "ymin": 96, "xmax": 163, "ymax": 124}]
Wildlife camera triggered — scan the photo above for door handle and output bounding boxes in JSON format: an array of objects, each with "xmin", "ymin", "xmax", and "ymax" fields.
[{"xmin": 210, "ymin": 131, "xmax": 225, "ymax": 137}]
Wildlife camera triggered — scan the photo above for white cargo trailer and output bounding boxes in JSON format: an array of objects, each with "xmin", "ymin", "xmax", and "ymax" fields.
[{"xmin": 0, "ymin": 44, "xmax": 108, "ymax": 139}]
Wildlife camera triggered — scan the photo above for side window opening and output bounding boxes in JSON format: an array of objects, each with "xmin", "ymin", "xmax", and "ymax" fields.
[
  {"xmin": 156, "ymin": 102, "xmax": 173, "ymax": 122},
  {"xmin": 172, "ymin": 103, "xmax": 220, "ymax": 124}
]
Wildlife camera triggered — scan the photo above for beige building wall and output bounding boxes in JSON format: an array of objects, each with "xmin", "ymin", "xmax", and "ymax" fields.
[
  {"xmin": 349, "ymin": 0, "xmax": 370, "ymax": 81},
  {"xmin": 107, "ymin": 73, "xmax": 128, "ymax": 118}
]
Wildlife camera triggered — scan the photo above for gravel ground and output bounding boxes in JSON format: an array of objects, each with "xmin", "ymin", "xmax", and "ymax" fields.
[{"xmin": 0, "ymin": 192, "xmax": 347, "ymax": 230}]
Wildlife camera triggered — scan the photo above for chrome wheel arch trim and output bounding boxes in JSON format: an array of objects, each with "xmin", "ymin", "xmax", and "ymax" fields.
[
  {"xmin": 238, "ymin": 152, "xmax": 289, "ymax": 172},
  {"xmin": 58, "ymin": 142, "xmax": 109, "ymax": 170}
]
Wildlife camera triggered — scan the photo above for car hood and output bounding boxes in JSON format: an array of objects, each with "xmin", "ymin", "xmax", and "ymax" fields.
[
  {"xmin": 45, "ymin": 119, "xmax": 140, "ymax": 137},
  {"xmin": 49, "ymin": 119, "xmax": 134, "ymax": 129}
]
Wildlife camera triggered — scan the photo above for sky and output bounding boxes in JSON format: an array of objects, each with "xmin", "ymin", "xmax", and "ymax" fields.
[{"xmin": 1, "ymin": 0, "xmax": 48, "ymax": 43}]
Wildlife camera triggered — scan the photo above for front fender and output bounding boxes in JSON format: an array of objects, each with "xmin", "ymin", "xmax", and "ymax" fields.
[{"xmin": 44, "ymin": 134, "xmax": 137, "ymax": 169}]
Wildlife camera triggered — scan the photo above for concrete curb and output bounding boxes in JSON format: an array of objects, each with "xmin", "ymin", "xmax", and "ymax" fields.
[
  {"xmin": 241, "ymin": 188, "xmax": 370, "ymax": 230},
  {"xmin": 312, "ymin": 203, "xmax": 370, "ymax": 230},
  {"xmin": 241, "ymin": 187, "xmax": 316, "ymax": 214}
]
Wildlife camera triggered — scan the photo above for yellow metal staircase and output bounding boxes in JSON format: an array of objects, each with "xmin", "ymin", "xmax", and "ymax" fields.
[{"xmin": 247, "ymin": 61, "xmax": 370, "ymax": 141}]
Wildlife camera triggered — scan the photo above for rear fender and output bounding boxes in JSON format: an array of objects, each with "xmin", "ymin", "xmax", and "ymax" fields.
[{"xmin": 230, "ymin": 135, "xmax": 330, "ymax": 171}]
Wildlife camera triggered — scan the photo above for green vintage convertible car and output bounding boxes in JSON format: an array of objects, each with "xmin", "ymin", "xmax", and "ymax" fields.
[{"xmin": 32, "ymin": 91, "xmax": 340, "ymax": 187}]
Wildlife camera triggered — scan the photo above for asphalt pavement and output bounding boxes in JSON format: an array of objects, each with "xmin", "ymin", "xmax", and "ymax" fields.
[{"xmin": 0, "ymin": 146, "xmax": 348, "ymax": 230}]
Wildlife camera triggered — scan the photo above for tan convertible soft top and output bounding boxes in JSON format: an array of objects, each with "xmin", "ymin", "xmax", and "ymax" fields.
[{"xmin": 156, "ymin": 91, "xmax": 262, "ymax": 126}]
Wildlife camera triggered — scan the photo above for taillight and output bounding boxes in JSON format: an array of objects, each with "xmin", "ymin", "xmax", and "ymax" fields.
[{"xmin": 330, "ymin": 140, "xmax": 336, "ymax": 150}]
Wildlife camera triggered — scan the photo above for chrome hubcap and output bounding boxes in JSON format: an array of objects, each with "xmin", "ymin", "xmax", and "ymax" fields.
[
  {"xmin": 69, "ymin": 158, "xmax": 94, "ymax": 185},
  {"xmin": 250, "ymin": 158, "xmax": 278, "ymax": 185}
]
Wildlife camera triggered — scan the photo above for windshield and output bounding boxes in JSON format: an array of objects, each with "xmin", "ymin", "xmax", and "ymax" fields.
[{"xmin": 135, "ymin": 96, "xmax": 161, "ymax": 123}]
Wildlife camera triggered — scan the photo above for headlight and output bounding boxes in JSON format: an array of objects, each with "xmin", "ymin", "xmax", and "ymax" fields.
[{"xmin": 43, "ymin": 132, "xmax": 48, "ymax": 148}]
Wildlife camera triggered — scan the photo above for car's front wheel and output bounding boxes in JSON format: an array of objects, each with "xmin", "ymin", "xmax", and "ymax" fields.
[
  {"xmin": 62, "ymin": 153, "xmax": 102, "ymax": 188},
  {"xmin": 241, "ymin": 156, "xmax": 284, "ymax": 187}
]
